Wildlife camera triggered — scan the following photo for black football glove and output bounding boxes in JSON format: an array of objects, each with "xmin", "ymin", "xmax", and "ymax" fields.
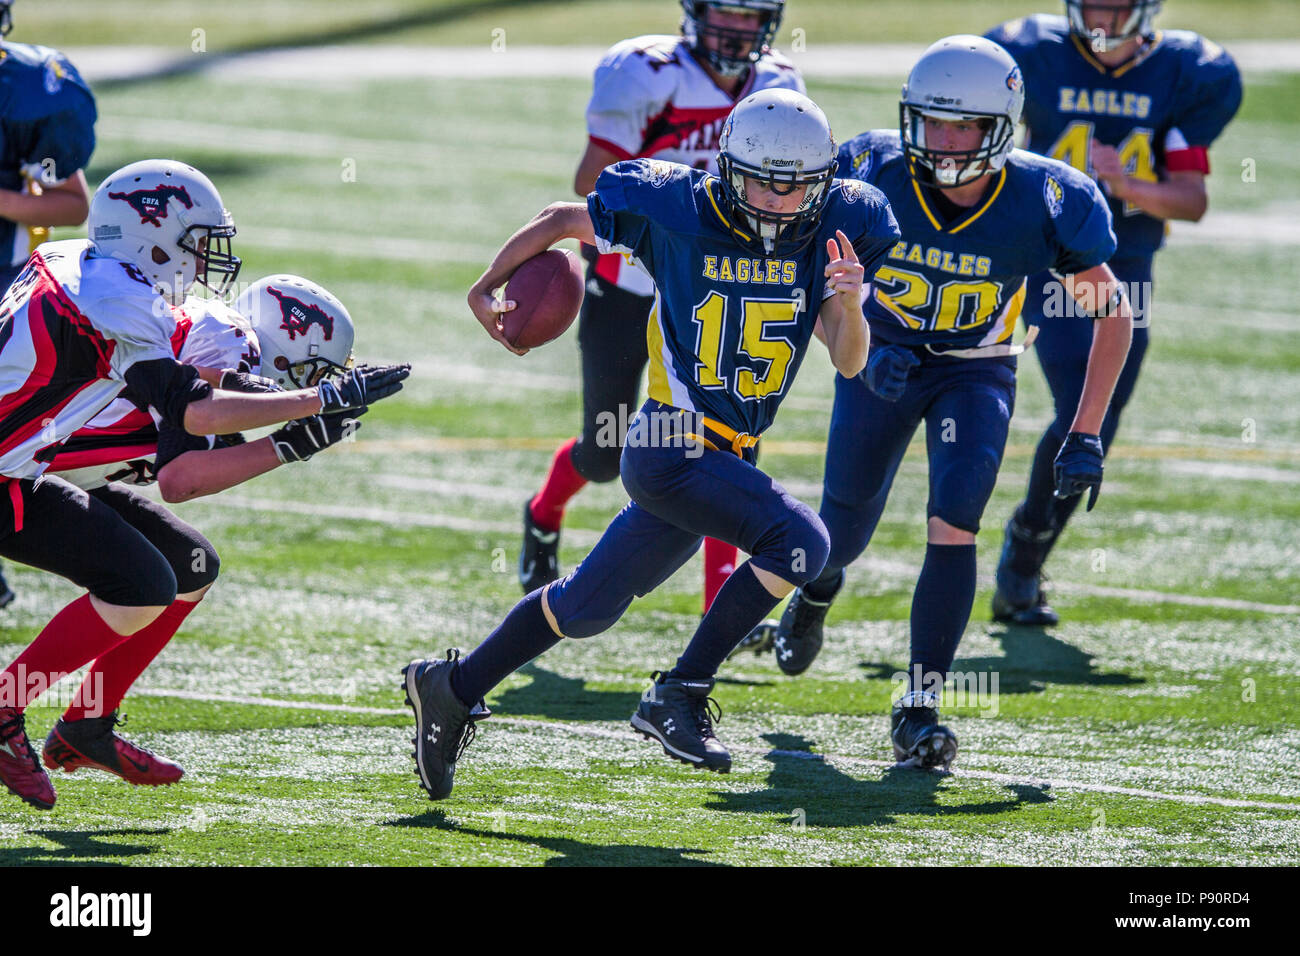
[
  {"xmin": 318, "ymin": 363, "xmax": 410, "ymax": 413},
  {"xmin": 271, "ymin": 408, "xmax": 367, "ymax": 464},
  {"xmin": 1053, "ymin": 431, "xmax": 1104, "ymax": 511},
  {"xmin": 219, "ymin": 369, "xmax": 282, "ymax": 393},
  {"xmin": 860, "ymin": 344, "xmax": 920, "ymax": 402}
]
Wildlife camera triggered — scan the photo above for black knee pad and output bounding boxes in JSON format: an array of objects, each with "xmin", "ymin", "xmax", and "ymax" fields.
[
  {"xmin": 754, "ymin": 504, "xmax": 831, "ymax": 587},
  {"xmin": 175, "ymin": 542, "xmax": 220, "ymax": 593}
]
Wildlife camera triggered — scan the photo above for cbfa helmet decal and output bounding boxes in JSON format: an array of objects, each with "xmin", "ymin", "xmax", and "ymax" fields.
[
  {"xmin": 107, "ymin": 184, "xmax": 194, "ymax": 228},
  {"xmin": 1043, "ymin": 175, "xmax": 1064, "ymax": 218},
  {"xmin": 267, "ymin": 287, "xmax": 334, "ymax": 341},
  {"xmin": 1006, "ymin": 66, "xmax": 1023, "ymax": 94}
]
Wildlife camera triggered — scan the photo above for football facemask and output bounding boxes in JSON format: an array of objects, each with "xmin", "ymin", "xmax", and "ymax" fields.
[
  {"xmin": 1065, "ymin": 0, "xmax": 1162, "ymax": 52},
  {"xmin": 681, "ymin": 0, "xmax": 784, "ymax": 77}
]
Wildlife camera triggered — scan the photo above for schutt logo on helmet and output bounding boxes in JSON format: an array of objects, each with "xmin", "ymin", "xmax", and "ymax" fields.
[
  {"xmin": 107, "ymin": 184, "xmax": 194, "ymax": 228},
  {"xmin": 267, "ymin": 287, "xmax": 334, "ymax": 341}
]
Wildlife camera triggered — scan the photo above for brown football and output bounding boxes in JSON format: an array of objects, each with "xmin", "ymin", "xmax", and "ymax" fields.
[{"xmin": 501, "ymin": 249, "xmax": 585, "ymax": 349}]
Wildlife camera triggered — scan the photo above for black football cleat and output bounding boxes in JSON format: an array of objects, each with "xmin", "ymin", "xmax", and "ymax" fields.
[
  {"xmin": 727, "ymin": 619, "xmax": 777, "ymax": 660},
  {"xmin": 631, "ymin": 672, "xmax": 730, "ymax": 773},
  {"xmin": 992, "ymin": 513, "xmax": 1061, "ymax": 626},
  {"xmin": 991, "ymin": 582, "xmax": 1060, "ymax": 627},
  {"xmin": 890, "ymin": 692, "xmax": 958, "ymax": 772},
  {"xmin": 402, "ymin": 649, "xmax": 489, "ymax": 800},
  {"xmin": 773, "ymin": 573, "xmax": 841, "ymax": 676},
  {"xmin": 519, "ymin": 501, "xmax": 560, "ymax": 594},
  {"xmin": 43, "ymin": 711, "xmax": 183, "ymax": 786}
]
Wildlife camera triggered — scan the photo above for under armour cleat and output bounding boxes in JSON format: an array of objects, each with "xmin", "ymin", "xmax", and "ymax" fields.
[
  {"xmin": 728, "ymin": 619, "xmax": 777, "ymax": 660},
  {"xmin": 0, "ymin": 708, "xmax": 56, "ymax": 809},
  {"xmin": 631, "ymin": 672, "xmax": 730, "ymax": 773},
  {"xmin": 890, "ymin": 692, "xmax": 958, "ymax": 772},
  {"xmin": 43, "ymin": 711, "xmax": 183, "ymax": 786},
  {"xmin": 992, "ymin": 581, "xmax": 1060, "ymax": 627},
  {"xmin": 774, "ymin": 574, "xmax": 841, "ymax": 676},
  {"xmin": 993, "ymin": 513, "xmax": 1061, "ymax": 625},
  {"xmin": 519, "ymin": 501, "xmax": 560, "ymax": 594},
  {"xmin": 402, "ymin": 649, "xmax": 489, "ymax": 800}
]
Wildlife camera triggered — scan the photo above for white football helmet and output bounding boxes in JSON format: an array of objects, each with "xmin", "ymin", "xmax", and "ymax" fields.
[
  {"xmin": 716, "ymin": 88, "xmax": 836, "ymax": 256},
  {"xmin": 900, "ymin": 36, "xmax": 1024, "ymax": 189},
  {"xmin": 1066, "ymin": 0, "xmax": 1161, "ymax": 52},
  {"xmin": 234, "ymin": 275, "xmax": 355, "ymax": 389},
  {"xmin": 88, "ymin": 159, "xmax": 240, "ymax": 303}
]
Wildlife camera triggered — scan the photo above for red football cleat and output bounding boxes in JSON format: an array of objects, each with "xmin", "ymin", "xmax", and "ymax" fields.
[
  {"xmin": 0, "ymin": 707, "xmax": 57, "ymax": 809},
  {"xmin": 43, "ymin": 711, "xmax": 183, "ymax": 786}
]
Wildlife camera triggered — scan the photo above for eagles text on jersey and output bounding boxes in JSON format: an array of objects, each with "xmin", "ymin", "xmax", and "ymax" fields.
[{"xmin": 838, "ymin": 130, "xmax": 1117, "ymax": 352}]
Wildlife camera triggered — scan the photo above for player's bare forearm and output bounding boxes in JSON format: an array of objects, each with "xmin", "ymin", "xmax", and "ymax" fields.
[
  {"xmin": 818, "ymin": 296, "xmax": 869, "ymax": 379},
  {"xmin": 1106, "ymin": 170, "xmax": 1207, "ymax": 222},
  {"xmin": 1068, "ymin": 265, "xmax": 1133, "ymax": 434},
  {"xmin": 182, "ymin": 388, "xmax": 323, "ymax": 437},
  {"xmin": 468, "ymin": 202, "xmax": 595, "ymax": 354},
  {"xmin": 471, "ymin": 203, "xmax": 595, "ymax": 296},
  {"xmin": 157, "ymin": 439, "xmax": 282, "ymax": 503},
  {"xmin": 0, "ymin": 172, "xmax": 90, "ymax": 227}
]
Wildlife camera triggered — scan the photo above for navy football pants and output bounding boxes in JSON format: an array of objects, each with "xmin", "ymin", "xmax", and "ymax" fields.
[
  {"xmin": 817, "ymin": 353, "xmax": 1017, "ymax": 581},
  {"xmin": 1016, "ymin": 259, "xmax": 1152, "ymax": 534},
  {"xmin": 548, "ymin": 402, "xmax": 829, "ymax": 638}
]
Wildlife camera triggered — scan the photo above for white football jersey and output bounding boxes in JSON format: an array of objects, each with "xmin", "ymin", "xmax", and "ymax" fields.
[
  {"xmin": 586, "ymin": 35, "xmax": 804, "ymax": 294},
  {"xmin": 48, "ymin": 297, "xmax": 260, "ymax": 490},
  {"xmin": 0, "ymin": 239, "xmax": 176, "ymax": 480}
]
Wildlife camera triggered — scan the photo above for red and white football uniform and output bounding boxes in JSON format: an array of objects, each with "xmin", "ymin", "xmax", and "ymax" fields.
[
  {"xmin": 0, "ymin": 238, "xmax": 176, "ymax": 481},
  {"xmin": 585, "ymin": 35, "xmax": 804, "ymax": 295},
  {"xmin": 48, "ymin": 297, "xmax": 259, "ymax": 490}
]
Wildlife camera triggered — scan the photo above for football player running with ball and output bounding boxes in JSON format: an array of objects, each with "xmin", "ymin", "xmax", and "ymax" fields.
[
  {"xmin": 986, "ymin": 1, "xmax": 1241, "ymax": 625},
  {"xmin": 404, "ymin": 89, "xmax": 900, "ymax": 799},
  {"xmin": 520, "ymin": 0, "xmax": 803, "ymax": 617},
  {"xmin": 0, "ymin": 160, "xmax": 408, "ymax": 810},
  {"xmin": 764, "ymin": 37, "xmax": 1133, "ymax": 771}
]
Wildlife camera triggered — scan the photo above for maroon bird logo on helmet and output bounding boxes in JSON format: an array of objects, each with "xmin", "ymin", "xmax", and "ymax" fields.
[
  {"xmin": 267, "ymin": 287, "xmax": 335, "ymax": 341},
  {"xmin": 106, "ymin": 184, "xmax": 194, "ymax": 227}
]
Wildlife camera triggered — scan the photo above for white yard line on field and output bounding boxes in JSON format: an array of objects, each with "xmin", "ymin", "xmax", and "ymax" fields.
[
  {"xmin": 134, "ymin": 687, "xmax": 1300, "ymax": 813},
  {"xmin": 69, "ymin": 42, "xmax": 1300, "ymax": 86},
  {"xmin": 213, "ymin": 493, "xmax": 1299, "ymax": 615}
]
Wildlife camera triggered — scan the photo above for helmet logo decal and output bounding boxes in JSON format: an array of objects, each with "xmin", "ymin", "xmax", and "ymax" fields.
[
  {"xmin": 268, "ymin": 287, "xmax": 334, "ymax": 341},
  {"xmin": 107, "ymin": 184, "xmax": 194, "ymax": 228},
  {"xmin": 1006, "ymin": 66, "xmax": 1023, "ymax": 93}
]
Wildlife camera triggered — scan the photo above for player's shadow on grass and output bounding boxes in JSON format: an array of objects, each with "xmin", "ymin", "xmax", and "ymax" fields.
[
  {"xmin": 489, "ymin": 663, "xmax": 643, "ymax": 723},
  {"xmin": 386, "ymin": 810, "xmax": 722, "ymax": 867},
  {"xmin": 0, "ymin": 827, "xmax": 167, "ymax": 865},
  {"xmin": 708, "ymin": 733, "xmax": 1051, "ymax": 829},
  {"xmin": 955, "ymin": 626, "xmax": 1145, "ymax": 694},
  {"xmin": 97, "ymin": 0, "xmax": 560, "ymax": 90}
]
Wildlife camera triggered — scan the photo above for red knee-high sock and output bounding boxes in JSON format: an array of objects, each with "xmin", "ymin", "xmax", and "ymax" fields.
[
  {"xmin": 63, "ymin": 598, "xmax": 200, "ymax": 721},
  {"xmin": 1, "ymin": 595, "xmax": 131, "ymax": 712},
  {"xmin": 703, "ymin": 537, "xmax": 740, "ymax": 613},
  {"xmin": 529, "ymin": 437, "xmax": 587, "ymax": 533}
]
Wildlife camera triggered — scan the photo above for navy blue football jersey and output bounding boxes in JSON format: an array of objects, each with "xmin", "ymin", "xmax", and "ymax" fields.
[
  {"xmin": 836, "ymin": 130, "xmax": 1115, "ymax": 350},
  {"xmin": 987, "ymin": 14, "xmax": 1241, "ymax": 262},
  {"xmin": 588, "ymin": 158, "xmax": 899, "ymax": 436},
  {"xmin": 0, "ymin": 41, "xmax": 97, "ymax": 268}
]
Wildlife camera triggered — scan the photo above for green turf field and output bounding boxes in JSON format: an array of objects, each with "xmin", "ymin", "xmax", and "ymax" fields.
[{"xmin": 1, "ymin": 3, "xmax": 1297, "ymax": 866}]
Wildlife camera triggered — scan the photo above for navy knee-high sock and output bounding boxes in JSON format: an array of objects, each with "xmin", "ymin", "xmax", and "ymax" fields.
[
  {"xmin": 909, "ymin": 543, "xmax": 977, "ymax": 691},
  {"xmin": 670, "ymin": 562, "xmax": 781, "ymax": 680},
  {"xmin": 450, "ymin": 590, "xmax": 563, "ymax": 706}
]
